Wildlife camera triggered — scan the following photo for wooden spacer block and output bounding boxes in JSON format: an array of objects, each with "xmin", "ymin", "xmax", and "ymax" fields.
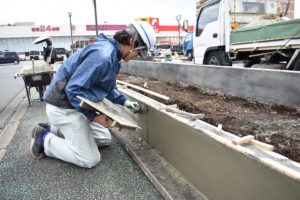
[
  {"xmin": 250, "ymin": 140, "xmax": 274, "ymax": 151},
  {"xmin": 232, "ymin": 135, "xmax": 254, "ymax": 145}
]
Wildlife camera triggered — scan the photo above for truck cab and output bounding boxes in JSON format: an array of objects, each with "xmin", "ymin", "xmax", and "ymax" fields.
[
  {"xmin": 194, "ymin": 0, "xmax": 225, "ymax": 65},
  {"xmin": 193, "ymin": 0, "xmax": 281, "ymax": 66}
]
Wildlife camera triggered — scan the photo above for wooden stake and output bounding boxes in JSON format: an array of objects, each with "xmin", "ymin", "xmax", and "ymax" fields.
[{"xmin": 216, "ymin": 124, "xmax": 222, "ymax": 135}]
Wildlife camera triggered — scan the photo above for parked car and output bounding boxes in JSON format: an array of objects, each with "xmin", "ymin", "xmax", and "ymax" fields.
[
  {"xmin": 55, "ymin": 48, "xmax": 67, "ymax": 61},
  {"xmin": 0, "ymin": 51, "xmax": 19, "ymax": 64},
  {"xmin": 29, "ymin": 50, "xmax": 40, "ymax": 60},
  {"xmin": 151, "ymin": 44, "xmax": 172, "ymax": 57},
  {"xmin": 66, "ymin": 50, "xmax": 73, "ymax": 58},
  {"xmin": 18, "ymin": 52, "xmax": 26, "ymax": 61},
  {"xmin": 171, "ymin": 44, "xmax": 183, "ymax": 55},
  {"xmin": 150, "ymin": 47, "xmax": 161, "ymax": 56},
  {"xmin": 25, "ymin": 51, "xmax": 30, "ymax": 60}
]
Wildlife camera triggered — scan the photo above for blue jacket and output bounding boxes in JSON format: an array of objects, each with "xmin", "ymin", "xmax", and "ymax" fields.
[{"xmin": 44, "ymin": 34, "xmax": 127, "ymax": 120}]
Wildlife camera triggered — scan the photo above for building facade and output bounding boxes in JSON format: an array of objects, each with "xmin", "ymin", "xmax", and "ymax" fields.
[
  {"xmin": 196, "ymin": 0, "xmax": 295, "ymax": 18},
  {"xmin": 0, "ymin": 19, "xmax": 191, "ymax": 53}
]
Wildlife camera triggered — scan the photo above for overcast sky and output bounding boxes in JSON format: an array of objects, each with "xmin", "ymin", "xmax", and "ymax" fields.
[
  {"xmin": 0, "ymin": 0, "xmax": 196, "ymax": 26},
  {"xmin": 0, "ymin": 0, "xmax": 299, "ymax": 26}
]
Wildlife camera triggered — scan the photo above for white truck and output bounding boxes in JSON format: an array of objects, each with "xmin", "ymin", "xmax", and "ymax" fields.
[{"xmin": 193, "ymin": 0, "xmax": 300, "ymax": 70}]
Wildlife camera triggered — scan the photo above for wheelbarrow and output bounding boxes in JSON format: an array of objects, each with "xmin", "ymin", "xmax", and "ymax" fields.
[{"xmin": 15, "ymin": 60, "xmax": 55, "ymax": 105}]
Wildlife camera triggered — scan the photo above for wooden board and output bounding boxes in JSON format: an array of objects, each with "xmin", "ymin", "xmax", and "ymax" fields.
[
  {"xmin": 77, "ymin": 96, "xmax": 141, "ymax": 130},
  {"xmin": 232, "ymin": 135, "xmax": 274, "ymax": 151},
  {"xmin": 232, "ymin": 135, "xmax": 254, "ymax": 145},
  {"xmin": 117, "ymin": 80, "xmax": 170, "ymax": 101}
]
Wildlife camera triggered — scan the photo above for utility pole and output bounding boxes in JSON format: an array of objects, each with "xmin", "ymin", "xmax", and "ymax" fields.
[
  {"xmin": 284, "ymin": 0, "xmax": 291, "ymax": 17},
  {"xmin": 93, "ymin": 0, "xmax": 99, "ymax": 35},
  {"xmin": 175, "ymin": 15, "xmax": 182, "ymax": 49},
  {"xmin": 68, "ymin": 12, "xmax": 74, "ymax": 52}
]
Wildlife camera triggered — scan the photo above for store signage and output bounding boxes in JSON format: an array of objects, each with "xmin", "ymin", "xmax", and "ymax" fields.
[
  {"xmin": 148, "ymin": 18, "xmax": 160, "ymax": 33},
  {"xmin": 31, "ymin": 25, "xmax": 60, "ymax": 32}
]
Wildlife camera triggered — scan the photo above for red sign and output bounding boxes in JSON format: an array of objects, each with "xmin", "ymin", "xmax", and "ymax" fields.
[
  {"xmin": 159, "ymin": 40, "xmax": 172, "ymax": 45},
  {"xmin": 149, "ymin": 18, "xmax": 159, "ymax": 33},
  {"xmin": 31, "ymin": 25, "xmax": 60, "ymax": 32}
]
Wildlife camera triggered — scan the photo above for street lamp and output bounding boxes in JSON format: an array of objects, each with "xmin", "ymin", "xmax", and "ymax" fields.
[
  {"xmin": 175, "ymin": 15, "xmax": 182, "ymax": 50},
  {"xmin": 68, "ymin": 12, "xmax": 74, "ymax": 52},
  {"xmin": 93, "ymin": 0, "xmax": 99, "ymax": 35},
  {"xmin": 103, "ymin": 20, "xmax": 108, "ymax": 31}
]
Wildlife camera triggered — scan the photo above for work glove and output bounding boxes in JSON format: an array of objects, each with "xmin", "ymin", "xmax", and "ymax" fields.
[{"xmin": 124, "ymin": 100, "xmax": 140, "ymax": 113}]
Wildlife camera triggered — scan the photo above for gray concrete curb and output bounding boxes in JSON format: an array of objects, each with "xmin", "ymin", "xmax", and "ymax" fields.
[{"xmin": 0, "ymin": 89, "xmax": 27, "ymax": 162}]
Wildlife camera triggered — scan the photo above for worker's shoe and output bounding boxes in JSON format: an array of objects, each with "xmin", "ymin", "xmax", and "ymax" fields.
[
  {"xmin": 38, "ymin": 122, "xmax": 65, "ymax": 139},
  {"xmin": 30, "ymin": 125, "xmax": 47, "ymax": 159}
]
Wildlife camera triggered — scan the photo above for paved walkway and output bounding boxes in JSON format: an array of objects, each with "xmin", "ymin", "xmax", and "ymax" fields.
[{"xmin": 0, "ymin": 96, "xmax": 163, "ymax": 200}]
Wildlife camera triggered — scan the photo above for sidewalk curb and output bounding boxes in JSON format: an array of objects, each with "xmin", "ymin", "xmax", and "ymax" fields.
[{"xmin": 0, "ymin": 89, "xmax": 27, "ymax": 162}]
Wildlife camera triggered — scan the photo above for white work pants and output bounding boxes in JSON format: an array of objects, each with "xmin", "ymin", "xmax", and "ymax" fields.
[{"xmin": 44, "ymin": 103, "xmax": 111, "ymax": 168}]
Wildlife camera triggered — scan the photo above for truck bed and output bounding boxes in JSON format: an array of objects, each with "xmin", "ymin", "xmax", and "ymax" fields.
[{"xmin": 230, "ymin": 18, "xmax": 300, "ymax": 45}]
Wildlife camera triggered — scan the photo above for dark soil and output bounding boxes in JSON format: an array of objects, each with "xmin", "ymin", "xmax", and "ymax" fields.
[{"xmin": 118, "ymin": 73, "xmax": 300, "ymax": 163}]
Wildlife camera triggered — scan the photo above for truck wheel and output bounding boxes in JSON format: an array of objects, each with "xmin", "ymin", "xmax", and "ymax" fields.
[
  {"xmin": 204, "ymin": 51, "xmax": 231, "ymax": 66},
  {"xmin": 293, "ymin": 59, "xmax": 300, "ymax": 71},
  {"xmin": 205, "ymin": 51, "xmax": 221, "ymax": 65}
]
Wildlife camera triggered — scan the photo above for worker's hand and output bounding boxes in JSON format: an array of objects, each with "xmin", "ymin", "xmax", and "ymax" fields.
[
  {"xmin": 124, "ymin": 100, "xmax": 140, "ymax": 113},
  {"xmin": 92, "ymin": 114, "xmax": 112, "ymax": 128}
]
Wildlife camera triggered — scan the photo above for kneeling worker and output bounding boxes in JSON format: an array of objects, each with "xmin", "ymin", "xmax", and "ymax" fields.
[{"xmin": 30, "ymin": 21, "xmax": 156, "ymax": 168}]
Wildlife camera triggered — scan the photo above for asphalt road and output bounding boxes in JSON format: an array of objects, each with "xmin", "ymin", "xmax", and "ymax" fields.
[
  {"xmin": 0, "ymin": 60, "xmax": 47, "ymax": 131},
  {"xmin": 0, "ymin": 60, "xmax": 45, "ymax": 112},
  {"xmin": 0, "ymin": 62, "xmax": 23, "ymax": 112}
]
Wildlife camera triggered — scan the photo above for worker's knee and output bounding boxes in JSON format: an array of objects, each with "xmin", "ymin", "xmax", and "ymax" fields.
[
  {"xmin": 86, "ymin": 157, "xmax": 101, "ymax": 168},
  {"xmin": 79, "ymin": 153, "xmax": 101, "ymax": 168},
  {"xmin": 94, "ymin": 138, "xmax": 111, "ymax": 147}
]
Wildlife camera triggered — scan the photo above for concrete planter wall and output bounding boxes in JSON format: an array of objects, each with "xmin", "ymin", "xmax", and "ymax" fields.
[
  {"xmin": 138, "ymin": 106, "xmax": 300, "ymax": 200},
  {"xmin": 121, "ymin": 61, "xmax": 300, "ymax": 108},
  {"xmin": 119, "ymin": 61, "xmax": 300, "ymax": 199}
]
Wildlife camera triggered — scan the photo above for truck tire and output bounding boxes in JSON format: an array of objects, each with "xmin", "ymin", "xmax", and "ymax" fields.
[
  {"xmin": 293, "ymin": 59, "xmax": 300, "ymax": 71},
  {"xmin": 204, "ymin": 51, "xmax": 231, "ymax": 66}
]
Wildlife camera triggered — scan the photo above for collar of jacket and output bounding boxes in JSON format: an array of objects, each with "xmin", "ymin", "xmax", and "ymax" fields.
[{"xmin": 96, "ymin": 33, "xmax": 122, "ymax": 60}]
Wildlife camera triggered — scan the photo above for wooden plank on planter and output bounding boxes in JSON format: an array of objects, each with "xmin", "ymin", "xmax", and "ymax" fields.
[{"xmin": 117, "ymin": 80, "xmax": 170, "ymax": 100}]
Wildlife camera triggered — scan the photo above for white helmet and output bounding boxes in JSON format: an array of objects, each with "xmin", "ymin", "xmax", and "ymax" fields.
[{"xmin": 125, "ymin": 21, "xmax": 156, "ymax": 57}]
